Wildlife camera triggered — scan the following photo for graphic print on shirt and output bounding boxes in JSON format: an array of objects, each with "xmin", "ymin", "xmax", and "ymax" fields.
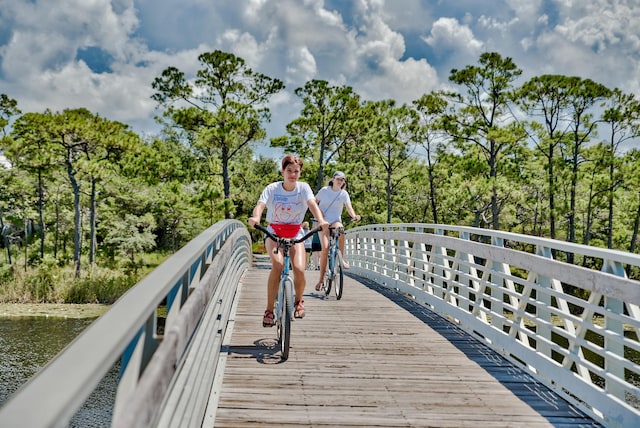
[{"xmin": 273, "ymin": 195, "xmax": 302, "ymax": 223}]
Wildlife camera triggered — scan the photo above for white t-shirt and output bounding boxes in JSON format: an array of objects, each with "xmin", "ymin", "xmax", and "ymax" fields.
[
  {"xmin": 259, "ymin": 181, "xmax": 315, "ymax": 238},
  {"xmin": 316, "ymin": 186, "xmax": 351, "ymax": 223}
]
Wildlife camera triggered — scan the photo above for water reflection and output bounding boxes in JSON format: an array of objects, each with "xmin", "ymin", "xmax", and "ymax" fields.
[{"xmin": 0, "ymin": 317, "xmax": 118, "ymax": 427}]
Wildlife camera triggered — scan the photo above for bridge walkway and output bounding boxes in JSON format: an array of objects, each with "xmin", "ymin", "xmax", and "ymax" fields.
[{"xmin": 210, "ymin": 257, "xmax": 599, "ymax": 427}]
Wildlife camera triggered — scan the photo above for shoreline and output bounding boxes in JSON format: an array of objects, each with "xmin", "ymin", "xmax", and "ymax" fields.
[{"xmin": 0, "ymin": 303, "xmax": 110, "ymax": 318}]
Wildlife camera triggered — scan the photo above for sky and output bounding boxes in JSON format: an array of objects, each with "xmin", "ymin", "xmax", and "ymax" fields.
[{"xmin": 1, "ymin": 0, "xmax": 639, "ymax": 158}]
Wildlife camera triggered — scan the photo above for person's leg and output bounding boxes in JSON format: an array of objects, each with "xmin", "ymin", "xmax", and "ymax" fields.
[
  {"xmin": 291, "ymin": 243, "xmax": 307, "ymax": 317},
  {"xmin": 316, "ymin": 226, "xmax": 330, "ymax": 290},
  {"xmin": 335, "ymin": 221, "xmax": 349, "ymax": 268},
  {"xmin": 264, "ymin": 238, "xmax": 283, "ymax": 326}
]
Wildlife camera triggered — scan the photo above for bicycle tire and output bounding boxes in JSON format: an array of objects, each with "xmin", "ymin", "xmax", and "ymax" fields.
[
  {"xmin": 278, "ymin": 278, "xmax": 292, "ymax": 361},
  {"xmin": 324, "ymin": 269, "xmax": 332, "ymax": 296},
  {"xmin": 334, "ymin": 251, "xmax": 344, "ymax": 300},
  {"xmin": 325, "ymin": 247, "xmax": 335, "ymax": 296}
]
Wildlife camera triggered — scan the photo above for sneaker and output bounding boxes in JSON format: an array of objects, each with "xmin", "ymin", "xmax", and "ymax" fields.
[{"xmin": 263, "ymin": 310, "xmax": 275, "ymax": 327}]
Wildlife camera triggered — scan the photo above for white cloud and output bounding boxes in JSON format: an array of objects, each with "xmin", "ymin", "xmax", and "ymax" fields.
[
  {"xmin": 553, "ymin": 0, "xmax": 640, "ymax": 53},
  {"xmin": 285, "ymin": 46, "xmax": 317, "ymax": 85},
  {"xmin": 423, "ymin": 17, "xmax": 484, "ymax": 57},
  {"xmin": 0, "ymin": 0, "xmax": 639, "ymax": 149},
  {"xmin": 351, "ymin": 3, "xmax": 438, "ymax": 102}
]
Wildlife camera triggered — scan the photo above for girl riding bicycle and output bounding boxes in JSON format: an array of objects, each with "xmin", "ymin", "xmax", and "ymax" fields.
[
  {"xmin": 248, "ymin": 155, "xmax": 328, "ymax": 327},
  {"xmin": 314, "ymin": 171, "xmax": 361, "ymax": 291}
]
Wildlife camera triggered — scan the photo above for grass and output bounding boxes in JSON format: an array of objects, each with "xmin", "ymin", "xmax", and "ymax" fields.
[{"xmin": 0, "ymin": 252, "xmax": 170, "ymax": 305}]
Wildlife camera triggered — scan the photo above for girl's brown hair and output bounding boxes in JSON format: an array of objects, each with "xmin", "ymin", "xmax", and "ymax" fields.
[{"xmin": 281, "ymin": 154, "xmax": 303, "ymax": 170}]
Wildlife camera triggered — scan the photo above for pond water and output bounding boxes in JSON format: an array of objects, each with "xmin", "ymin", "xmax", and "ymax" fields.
[{"xmin": 0, "ymin": 317, "xmax": 118, "ymax": 427}]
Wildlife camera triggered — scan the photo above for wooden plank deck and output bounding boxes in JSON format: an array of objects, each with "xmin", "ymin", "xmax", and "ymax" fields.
[{"xmin": 210, "ymin": 256, "xmax": 599, "ymax": 427}]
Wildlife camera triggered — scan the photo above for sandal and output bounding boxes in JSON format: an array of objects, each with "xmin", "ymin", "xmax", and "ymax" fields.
[
  {"xmin": 263, "ymin": 309, "xmax": 275, "ymax": 327},
  {"xmin": 294, "ymin": 300, "xmax": 305, "ymax": 319}
]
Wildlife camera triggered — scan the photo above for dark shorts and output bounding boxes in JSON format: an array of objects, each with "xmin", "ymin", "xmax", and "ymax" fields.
[{"xmin": 311, "ymin": 232, "xmax": 322, "ymax": 251}]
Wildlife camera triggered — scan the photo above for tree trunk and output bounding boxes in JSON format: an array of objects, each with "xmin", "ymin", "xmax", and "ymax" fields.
[
  {"xmin": 548, "ymin": 145, "xmax": 556, "ymax": 240},
  {"xmin": 630, "ymin": 192, "xmax": 640, "ymax": 254},
  {"xmin": 490, "ymin": 142, "xmax": 499, "ymax": 230},
  {"xmin": 222, "ymin": 143, "xmax": 232, "ymax": 219},
  {"xmin": 0, "ymin": 215, "xmax": 12, "ymax": 266},
  {"xmin": 54, "ymin": 202, "xmax": 59, "ymax": 259},
  {"xmin": 89, "ymin": 178, "xmax": 97, "ymax": 265},
  {"xmin": 67, "ymin": 156, "xmax": 82, "ymax": 278},
  {"xmin": 426, "ymin": 151, "xmax": 438, "ymax": 224},
  {"xmin": 607, "ymin": 141, "xmax": 615, "ymax": 248},
  {"xmin": 37, "ymin": 170, "xmax": 46, "ymax": 259}
]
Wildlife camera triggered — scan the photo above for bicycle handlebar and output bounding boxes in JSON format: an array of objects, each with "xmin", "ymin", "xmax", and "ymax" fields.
[
  {"xmin": 254, "ymin": 223, "xmax": 323, "ymax": 245},
  {"xmin": 328, "ymin": 218, "xmax": 360, "ymax": 235}
]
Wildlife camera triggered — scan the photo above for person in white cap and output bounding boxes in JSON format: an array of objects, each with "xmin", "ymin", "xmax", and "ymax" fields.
[{"xmin": 314, "ymin": 171, "xmax": 361, "ymax": 291}]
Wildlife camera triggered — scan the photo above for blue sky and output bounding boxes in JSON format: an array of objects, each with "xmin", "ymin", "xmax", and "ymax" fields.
[{"xmin": 1, "ymin": 0, "xmax": 639, "ymax": 156}]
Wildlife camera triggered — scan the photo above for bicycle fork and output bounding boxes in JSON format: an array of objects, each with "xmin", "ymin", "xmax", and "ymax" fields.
[{"xmin": 277, "ymin": 273, "xmax": 295, "ymax": 320}]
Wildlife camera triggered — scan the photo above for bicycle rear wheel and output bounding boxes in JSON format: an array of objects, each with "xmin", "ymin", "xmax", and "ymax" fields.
[
  {"xmin": 334, "ymin": 251, "xmax": 344, "ymax": 300},
  {"xmin": 278, "ymin": 278, "xmax": 292, "ymax": 361},
  {"xmin": 324, "ymin": 249, "xmax": 334, "ymax": 296}
]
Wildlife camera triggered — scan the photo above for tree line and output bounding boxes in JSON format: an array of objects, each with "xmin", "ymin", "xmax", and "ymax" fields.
[{"xmin": 1, "ymin": 50, "xmax": 639, "ymax": 300}]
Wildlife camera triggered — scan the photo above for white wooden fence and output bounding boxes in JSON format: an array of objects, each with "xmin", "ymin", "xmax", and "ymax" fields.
[{"xmin": 344, "ymin": 223, "xmax": 640, "ymax": 428}]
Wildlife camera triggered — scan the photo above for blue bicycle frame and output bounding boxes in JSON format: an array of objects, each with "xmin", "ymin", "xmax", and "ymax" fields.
[{"xmin": 254, "ymin": 223, "xmax": 321, "ymax": 361}]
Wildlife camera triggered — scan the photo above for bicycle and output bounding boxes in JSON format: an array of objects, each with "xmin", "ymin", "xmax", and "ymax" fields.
[
  {"xmin": 254, "ymin": 223, "xmax": 322, "ymax": 361},
  {"xmin": 320, "ymin": 225, "xmax": 347, "ymax": 300}
]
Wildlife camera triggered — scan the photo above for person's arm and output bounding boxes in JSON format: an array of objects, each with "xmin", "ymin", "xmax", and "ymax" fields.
[
  {"xmin": 308, "ymin": 199, "xmax": 328, "ymax": 228},
  {"xmin": 343, "ymin": 191, "xmax": 360, "ymax": 222},
  {"xmin": 345, "ymin": 202, "xmax": 360, "ymax": 222},
  {"xmin": 248, "ymin": 201, "xmax": 266, "ymax": 228}
]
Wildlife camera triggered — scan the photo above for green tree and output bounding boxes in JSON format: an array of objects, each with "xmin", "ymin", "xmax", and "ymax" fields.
[
  {"xmin": 272, "ymin": 79, "xmax": 361, "ymax": 191},
  {"xmin": 152, "ymin": 50, "xmax": 284, "ymax": 219},
  {"xmin": 562, "ymin": 78, "xmax": 611, "ymax": 248},
  {"xmin": 0, "ymin": 94, "xmax": 22, "ymax": 265},
  {"xmin": 413, "ymin": 91, "xmax": 449, "ymax": 223},
  {"xmin": 518, "ymin": 74, "xmax": 575, "ymax": 239},
  {"xmin": 623, "ymin": 149, "xmax": 640, "ymax": 254},
  {"xmin": 7, "ymin": 113, "xmax": 56, "ymax": 259},
  {"xmin": 362, "ymin": 100, "xmax": 419, "ymax": 223},
  {"xmin": 580, "ymin": 143, "xmax": 611, "ymax": 249},
  {"xmin": 445, "ymin": 52, "xmax": 526, "ymax": 229},
  {"xmin": 0, "ymin": 94, "xmax": 20, "ymax": 136},
  {"xmin": 103, "ymin": 213, "xmax": 156, "ymax": 274},
  {"xmin": 601, "ymin": 88, "xmax": 640, "ymax": 248},
  {"xmin": 22, "ymin": 108, "xmax": 136, "ymax": 277}
]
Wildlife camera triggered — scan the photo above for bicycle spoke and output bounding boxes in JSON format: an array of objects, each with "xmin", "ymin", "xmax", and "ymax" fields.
[
  {"xmin": 335, "ymin": 251, "xmax": 344, "ymax": 300},
  {"xmin": 280, "ymin": 279, "xmax": 292, "ymax": 361}
]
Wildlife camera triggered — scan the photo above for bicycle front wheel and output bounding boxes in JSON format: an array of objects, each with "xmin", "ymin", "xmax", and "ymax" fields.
[
  {"xmin": 278, "ymin": 278, "xmax": 293, "ymax": 361},
  {"xmin": 334, "ymin": 251, "xmax": 344, "ymax": 300},
  {"xmin": 324, "ymin": 266, "xmax": 333, "ymax": 296}
]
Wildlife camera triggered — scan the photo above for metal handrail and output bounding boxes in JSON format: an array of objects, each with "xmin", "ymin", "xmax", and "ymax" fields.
[
  {"xmin": 344, "ymin": 223, "xmax": 640, "ymax": 428},
  {"xmin": 0, "ymin": 219, "xmax": 251, "ymax": 428}
]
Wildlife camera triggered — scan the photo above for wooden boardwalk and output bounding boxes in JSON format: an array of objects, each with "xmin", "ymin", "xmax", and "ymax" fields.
[{"xmin": 211, "ymin": 256, "xmax": 599, "ymax": 427}]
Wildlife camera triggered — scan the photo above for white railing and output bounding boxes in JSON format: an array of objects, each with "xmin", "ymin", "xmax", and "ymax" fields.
[
  {"xmin": 344, "ymin": 224, "xmax": 640, "ymax": 428},
  {"xmin": 0, "ymin": 219, "xmax": 252, "ymax": 428}
]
